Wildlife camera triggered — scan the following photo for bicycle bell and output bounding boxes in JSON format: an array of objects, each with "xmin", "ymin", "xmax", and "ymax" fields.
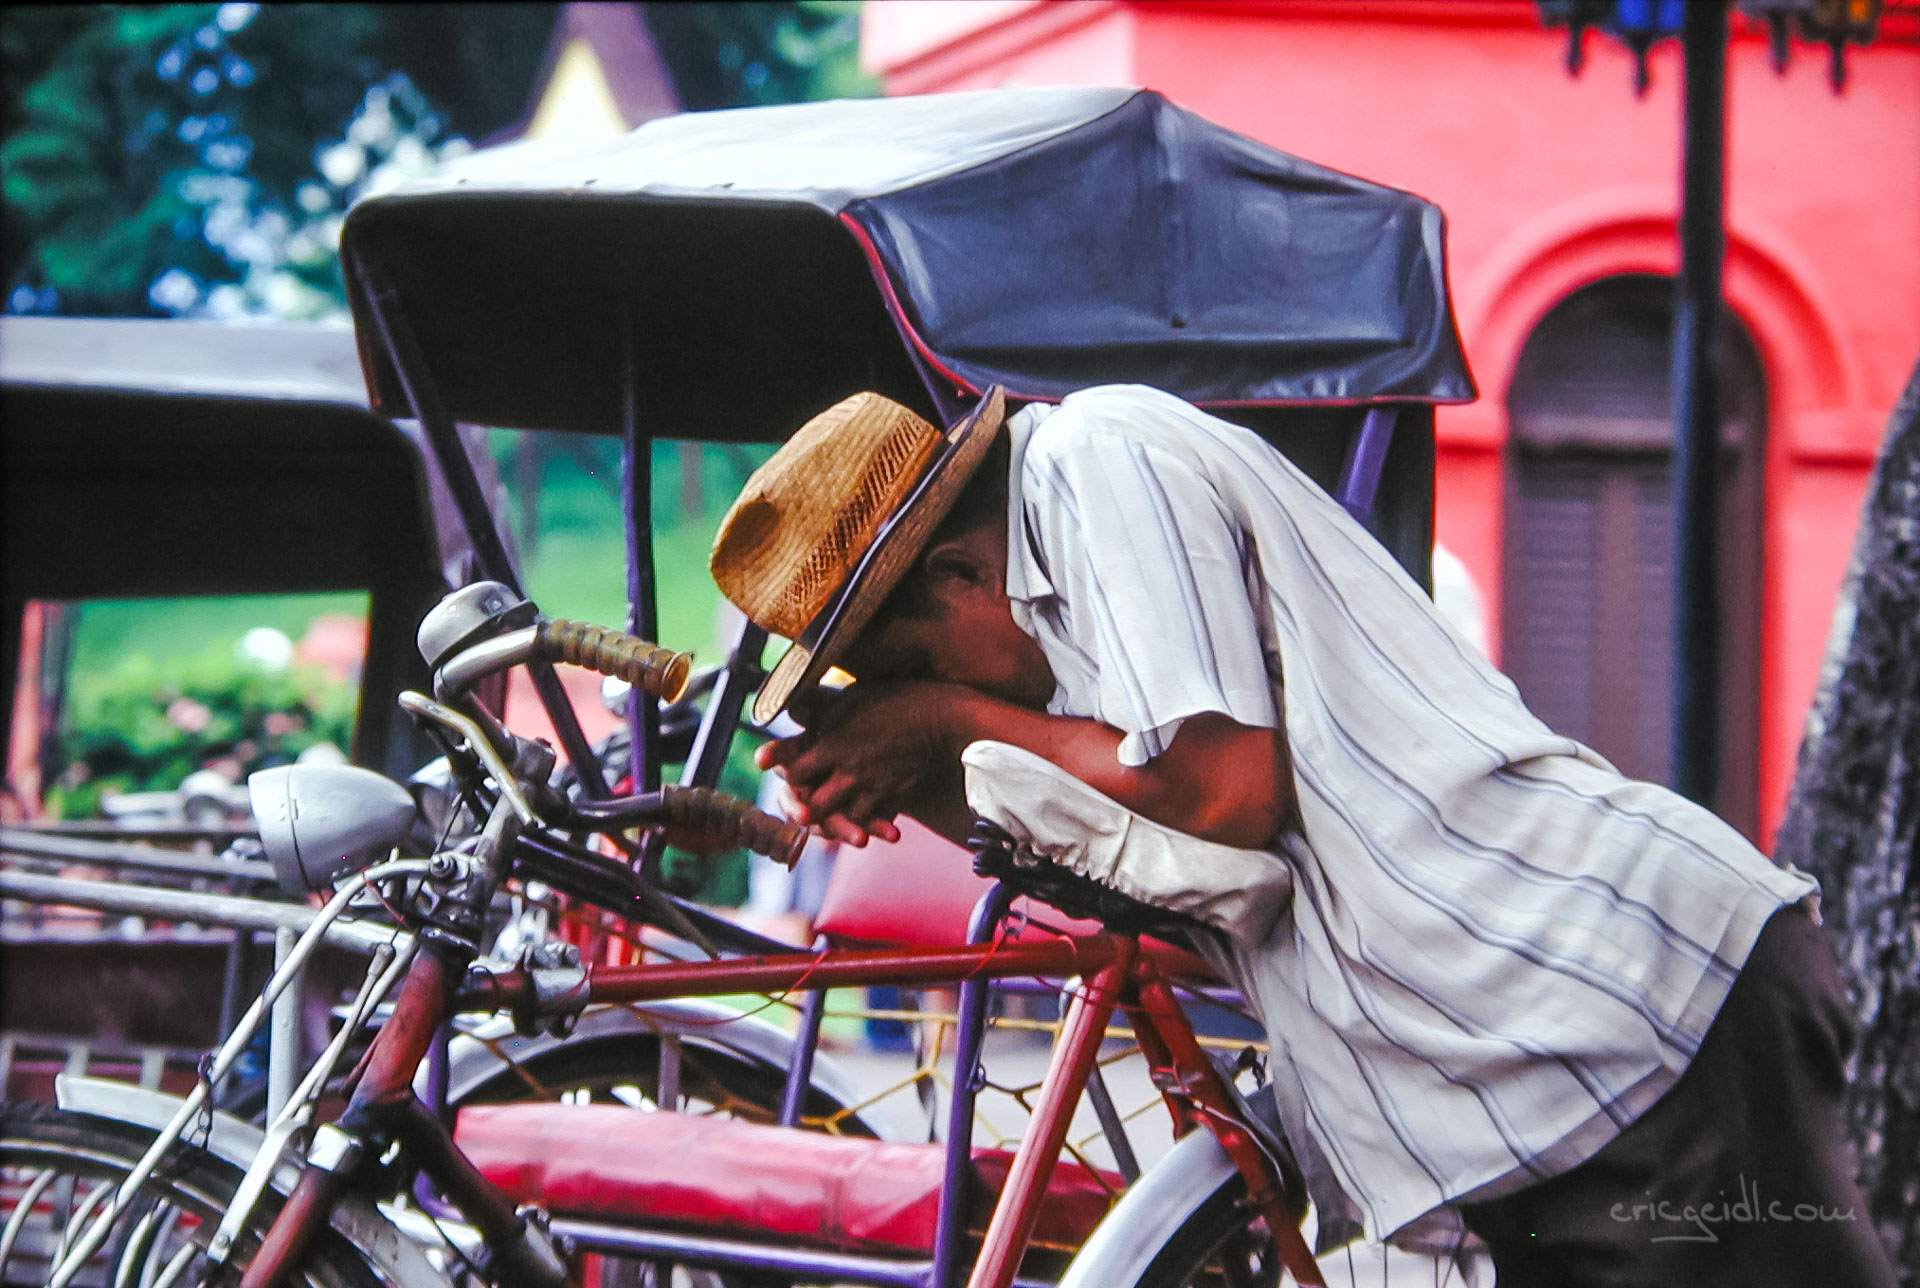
[
  {"xmin": 417, "ymin": 580, "xmax": 537, "ymax": 671},
  {"xmin": 248, "ymin": 763, "xmax": 419, "ymax": 896}
]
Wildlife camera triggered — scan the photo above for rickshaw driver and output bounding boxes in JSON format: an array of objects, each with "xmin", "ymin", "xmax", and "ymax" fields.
[{"xmin": 708, "ymin": 384, "xmax": 1895, "ymax": 1287}]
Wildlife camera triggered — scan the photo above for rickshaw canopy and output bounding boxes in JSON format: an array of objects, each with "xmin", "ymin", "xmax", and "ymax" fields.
[
  {"xmin": 0, "ymin": 316, "xmax": 455, "ymax": 777},
  {"xmin": 341, "ymin": 87, "xmax": 1475, "ymax": 442}
]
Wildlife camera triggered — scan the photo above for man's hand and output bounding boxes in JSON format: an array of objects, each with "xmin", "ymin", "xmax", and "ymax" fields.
[
  {"xmin": 756, "ymin": 681, "xmax": 974, "ymax": 846},
  {"xmin": 759, "ymin": 679, "xmax": 1296, "ymax": 853}
]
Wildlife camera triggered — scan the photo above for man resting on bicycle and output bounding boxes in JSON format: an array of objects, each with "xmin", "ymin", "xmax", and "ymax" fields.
[{"xmin": 708, "ymin": 383, "xmax": 1895, "ymax": 1287}]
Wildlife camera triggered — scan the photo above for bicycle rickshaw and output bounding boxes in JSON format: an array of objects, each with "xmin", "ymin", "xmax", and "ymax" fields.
[
  {"xmin": 3, "ymin": 86, "xmax": 1479, "ymax": 1288},
  {"xmin": 0, "ymin": 316, "xmax": 457, "ymax": 1101},
  {"xmin": 0, "ymin": 316, "xmax": 887, "ymax": 1140}
]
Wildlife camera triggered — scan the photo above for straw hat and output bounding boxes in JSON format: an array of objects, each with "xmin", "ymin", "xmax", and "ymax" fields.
[{"xmin": 712, "ymin": 386, "xmax": 1006, "ymax": 725}]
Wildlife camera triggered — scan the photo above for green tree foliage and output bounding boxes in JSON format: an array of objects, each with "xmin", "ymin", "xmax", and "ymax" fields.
[
  {"xmin": 0, "ymin": 4, "xmax": 553, "ymax": 317},
  {"xmin": 644, "ymin": 1, "xmax": 874, "ymax": 110},
  {"xmin": 2, "ymin": 5, "xmax": 382, "ymax": 315},
  {"xmin": 3, "ymin": 3, "xmax": 870, "ymax": 319},
  {"xmin": 50, "ymin": 642, "xmax": 357, "ymax": 820}
]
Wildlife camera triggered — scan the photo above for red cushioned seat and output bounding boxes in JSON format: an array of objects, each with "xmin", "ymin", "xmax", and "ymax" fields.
[
  {"xmin": 812, "ymin": 817, "xmax": 1219, "ymax": 982},
  {"xmin": 456, "ymin": 1103, "xmax": 1120, "ymax": 1258}
]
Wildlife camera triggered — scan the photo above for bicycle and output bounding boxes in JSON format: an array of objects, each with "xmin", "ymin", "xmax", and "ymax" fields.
[{"xmin": 4, "ymin": 584, "xmax": 1324, "ymax": 1288}]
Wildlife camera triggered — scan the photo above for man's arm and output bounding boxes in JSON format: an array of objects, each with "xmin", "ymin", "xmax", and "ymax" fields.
[
  {"xmin": 772, "ymin": 402, "xmax": 1298, "ymax": 851},
  {"xmin": 763, "ymin": 681, "xmax": 1294, "ymax": 850}
]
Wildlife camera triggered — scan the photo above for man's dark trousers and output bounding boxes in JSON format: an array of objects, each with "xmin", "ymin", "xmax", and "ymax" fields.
[{"xmin": 1460, "ymin": 905, "xmax": 1898, "ymax": 1287}]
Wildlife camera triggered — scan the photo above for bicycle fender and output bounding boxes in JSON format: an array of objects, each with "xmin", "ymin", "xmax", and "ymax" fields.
[
  {"xmin": 55, "ymin": 1075, "xmax": 454, "ymax": 1288},
  {"xmin": 1055, "ymin": 1125, "xmax": 1240, "ymax": 1288},
  {"xmin": 443, "ymin": 999, "xmax": 906, "ymax": 1140}
]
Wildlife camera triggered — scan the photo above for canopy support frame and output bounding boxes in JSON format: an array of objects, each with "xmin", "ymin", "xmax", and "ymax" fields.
[
  {"xmin": 353, "ymin": 250, "xmax": 612, "ymax": 799},
  {"xmin": 621, "ymin": 299, "xmax": 663, "ymax": 799}
]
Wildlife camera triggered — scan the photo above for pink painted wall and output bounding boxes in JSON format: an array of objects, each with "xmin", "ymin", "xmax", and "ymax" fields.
[{"xmin": 862, "ymin": 0, "xmax": 1920, "ymax": 843}]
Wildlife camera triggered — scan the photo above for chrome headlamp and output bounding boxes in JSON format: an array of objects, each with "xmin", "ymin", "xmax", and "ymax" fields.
[{"xmin": 248, "ymin": 763, "xmax": 419, "ymax": 896}]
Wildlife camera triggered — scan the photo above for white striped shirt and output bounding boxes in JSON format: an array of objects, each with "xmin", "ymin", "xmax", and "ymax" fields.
[{"xmin": 1001, "ymin": 385, "xmax": 1818, "ymax": 1251}]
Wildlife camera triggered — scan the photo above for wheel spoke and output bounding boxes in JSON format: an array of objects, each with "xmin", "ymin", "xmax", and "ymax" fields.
[
  {"xmin": 136, "ymin": 1209, "xmax": 185, "ymax": 1288},
  {"xmin": 5, "ymin": 1106, "xmax": 380, "ymax": 1288},
  {"xmin": 143, "ymin": 1240, "xmax": 200, "ymax": 1288},
  {"xmin": 109, "ymin": 1205, "xmax": 161, "ymax": 1288},
  {"xmin": 0, "ymin": 1165, "xmax": 61, "ymax": 1275},
  {"xmin": 56, "ymin": 1181, "xmax": 114, "ymax": 1266}
]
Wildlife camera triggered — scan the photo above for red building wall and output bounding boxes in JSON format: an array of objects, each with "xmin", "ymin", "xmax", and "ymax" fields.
[{"xmin": 863, "ymin": 0, "xmax": 1920, "ymax": 843}]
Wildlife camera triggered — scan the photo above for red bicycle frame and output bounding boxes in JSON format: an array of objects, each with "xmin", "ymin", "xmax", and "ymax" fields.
[{"xmin": 242, "ymin": 919, "xmax": 1324, "ymax": 1288}]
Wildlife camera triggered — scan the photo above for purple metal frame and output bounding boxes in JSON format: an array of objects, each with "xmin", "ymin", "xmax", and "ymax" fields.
[
  {"xmin": 933, "ymin": 883, "xmax": 1018, "ymax": 1288},
  {"xmin": 549, "ymin": 1219, "xmax": 1061, "ymax": 1288},
  {"xmin": 778, "ymin": 935, "xmax": 832, "ymax": 1128},
  {"xmin": 1336, "ymin": 405, "xmax": 1400, "ymax": 523}
]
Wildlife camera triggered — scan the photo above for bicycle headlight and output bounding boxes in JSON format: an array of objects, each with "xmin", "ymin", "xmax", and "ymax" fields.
[{"xmin": 248, "ymin": 763, "xmax": 419, "ymax": 896}]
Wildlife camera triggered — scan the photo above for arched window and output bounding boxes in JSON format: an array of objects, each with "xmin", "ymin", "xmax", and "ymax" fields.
[{"xmin": 1503, "ymin": 275, "xmax": 1766, "ymax": 836}]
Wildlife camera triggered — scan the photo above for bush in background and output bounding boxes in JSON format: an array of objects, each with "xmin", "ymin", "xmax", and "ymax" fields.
[{"xmin": 49, "ymin": 640, "xmax": 355, "ymax": 819}]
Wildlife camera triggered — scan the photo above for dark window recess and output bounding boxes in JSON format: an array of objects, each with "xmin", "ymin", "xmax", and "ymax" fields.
[{"xmin": 1502, "ymin": 275, "xmax": 1765, "ymax": 838}]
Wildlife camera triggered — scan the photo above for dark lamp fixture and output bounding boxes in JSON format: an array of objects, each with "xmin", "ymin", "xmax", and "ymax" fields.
[
  {"xmin": 1540, "ymin": 0, "xmax": 1884, "ymax": 92},
  {"xmin": 1540, "ymin": 0, "xmax": 1686, "ymax": 94},
  {"xmin": 1737, "ymin": 0, "xmax": 1883, "ymax": 89}
]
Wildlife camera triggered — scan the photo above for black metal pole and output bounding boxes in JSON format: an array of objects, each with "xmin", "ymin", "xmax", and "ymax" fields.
[
  {"xmin": 679, "ymin": 617, "xmax": 767, "ymax": 790},
  {"xmin": 621, "ymin": 303, "xmax": 662, "ymax": 795},
  {"xmin": 353, "ymin": 253, "xmax": 611, "ymax": 798},
  {"xmin": 215, "ymin": 928, "xmax": 254, "ymax": 1087},
  {"xmin": 358, "ymin": 263, "xmax": 524, "ymax": 598},
  {"xmin": 1670, "ymin": 0, "xmax": 1728, "ymax": 809}
]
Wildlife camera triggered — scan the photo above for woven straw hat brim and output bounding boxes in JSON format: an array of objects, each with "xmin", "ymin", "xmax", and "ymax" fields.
[{"xmin": 753, "ymin": 388, "xmax": 1006, "ymax": 726}]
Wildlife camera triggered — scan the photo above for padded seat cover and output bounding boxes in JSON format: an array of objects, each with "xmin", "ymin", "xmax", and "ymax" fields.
[
  {"xmin": 455, "ymin": 1103, "xmax": 1121, "ymax": 1256},
  {"xmin": 812, "ymin": 817, "xmax": 1218, "ymax": 980}
]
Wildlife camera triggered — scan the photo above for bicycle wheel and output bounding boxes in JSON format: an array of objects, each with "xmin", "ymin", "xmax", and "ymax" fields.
[
  {"xmin": 0, "ymin": 1102, "xmax": 379, "ymax": 1288},
  {"xmin": 1119, "ymin": 1171, "xmax": 1280, "ymax": 1288}
]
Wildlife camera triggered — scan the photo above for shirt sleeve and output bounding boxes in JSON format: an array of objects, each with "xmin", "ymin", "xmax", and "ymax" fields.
[{"xmin": 1020, "ymin": 417, "xmax": 1280, "ymax": 767}]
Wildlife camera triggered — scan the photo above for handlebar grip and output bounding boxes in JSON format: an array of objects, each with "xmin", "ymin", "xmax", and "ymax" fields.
[
  {"xmin": 659, "ymin": 786, "xmax": 808, "ymax": 868},
  {"xmin": 537, "ymin": 620, "xmax": 693, "ymax": 703}
]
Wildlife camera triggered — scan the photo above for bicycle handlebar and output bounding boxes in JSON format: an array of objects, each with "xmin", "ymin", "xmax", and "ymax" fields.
[
  {"xmin": 434, "ymin": 620, "xmax": 692, "ymax": 705},
  {"xmin": 537, "ymin": 619, "xmax": 692, "ymax": 704},
  {"xmin": 568, "ymin": 786, "xmax": 807, "ymax": 868},
  {"xmin": 405, "ymin": 690, "xmax": 805, "ymax": 866},
  {"xmin": 414, "ymin": 586, "xmax": 805, "ymax": 864}
]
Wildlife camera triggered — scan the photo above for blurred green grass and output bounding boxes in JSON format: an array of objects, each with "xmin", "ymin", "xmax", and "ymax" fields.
[
  {"xmin": 493, "ymin": 433, "xmax": 776, "ymax": 663},
  {"xmin": 497, "ymin": 435, "xmax": 778, "ymax": 905},
  {"xmin": 70, "ymin": 592, "xmax": 369, "ymax": 676},
  {"xmin": 48, "ymin": 434, "xmax": 780, "ymax": 896}
]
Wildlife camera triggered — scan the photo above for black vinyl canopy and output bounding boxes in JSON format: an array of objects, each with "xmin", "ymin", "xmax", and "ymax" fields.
[
  {"xmin": 341, "ymin": 87, "xmax": 1475, "ymax": 442},
  {"xmin": 0, "ymin": 317, "xmax": 452, "ymax": 778}
]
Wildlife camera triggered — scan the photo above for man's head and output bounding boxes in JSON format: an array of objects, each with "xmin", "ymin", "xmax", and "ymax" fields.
[
  {"xmin": 835, "ymin": 430, "xmax": 1054, "ymax": 711},
  {"xmin": 711, "ymin": 387, "xmax": 1051, "ymax": 724}
]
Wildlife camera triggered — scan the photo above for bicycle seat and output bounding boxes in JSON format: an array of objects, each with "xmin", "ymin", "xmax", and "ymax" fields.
[
  {"xmin": 457, "ymin": 1103, "xmax": 1120, "ymax": 1267},
  {"xmin": 967, "ymin": 818, "xmax": 1192, "ymax": 938},
  {"xmin": 962, "ymin": 741, "xmax": 1296, "ymax": 949}
]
